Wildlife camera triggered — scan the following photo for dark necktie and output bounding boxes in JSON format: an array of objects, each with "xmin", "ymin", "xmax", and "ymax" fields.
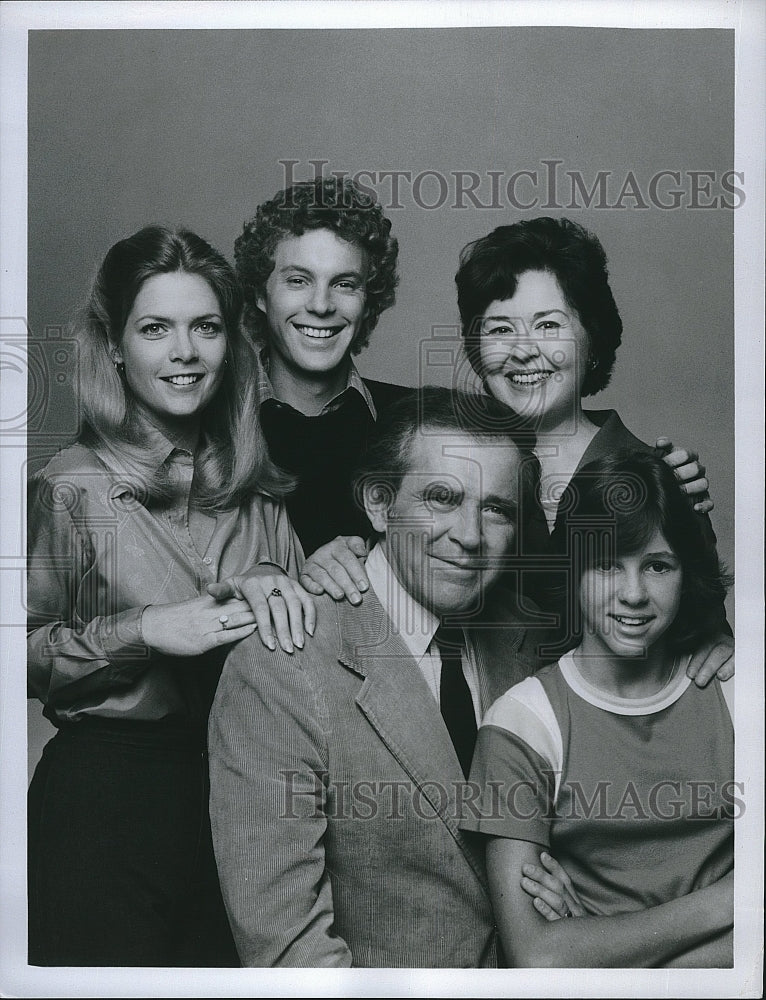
[{"xmin": 434, "ymin": 624, "xmax": 477, "ymax": 778}]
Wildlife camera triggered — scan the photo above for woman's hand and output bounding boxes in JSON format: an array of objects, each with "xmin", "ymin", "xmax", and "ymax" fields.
[
  {"xmin": 141, "ymin": 594, "xmax": 258, "ymax": 657},
  {"xmin": 206, "ymin": 568, "xmax": 315, "ymax": 654},
  {"xmin": 299, "ymin": 535, "xmax": 370, "ymax": 605},
  {"xmin": 520, "ymin": 851, "xmax": 585, "ymax": 922},
  {"xmin": 686, "ymin": 631, "xmax": 734, "ymax": 686},
  {"xmin": 654, "ymin": 437, "xmax": 713, "ymax": 513}
]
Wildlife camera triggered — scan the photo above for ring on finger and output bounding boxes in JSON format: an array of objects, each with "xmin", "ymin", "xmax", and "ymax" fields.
[
  {"xmin": 218, "ymin": 614, "xmax": 230, "ymax": 629},
  {"xmin": 269, "ymin": 588, "xmax": 283, "ymax": 599}
]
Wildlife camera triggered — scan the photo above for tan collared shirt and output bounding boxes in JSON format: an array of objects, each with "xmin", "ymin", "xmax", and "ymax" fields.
[{"xmin": 27, "ymin": 436, "xmax": 302, "ymax": 725}]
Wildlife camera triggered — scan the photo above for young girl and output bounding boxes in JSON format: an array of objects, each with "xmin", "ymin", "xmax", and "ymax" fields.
[{"xmin": 460, "ymin": 450, "xmax": 734, "ymax": 968}]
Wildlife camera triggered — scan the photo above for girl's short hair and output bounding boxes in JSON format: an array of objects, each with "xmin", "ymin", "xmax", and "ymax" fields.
[
  {"xmin": 76, "ymin": 224, "xmax": 290, "ymax": 509},
  {"xmin": 234, "ymin": 176, "xmax": 399, "ymax": 354},
  {"xmin": 550, "ymin": 450, "xmax": 731, "ymax": 654},
  {"xmin": 455, "ymin": 216, "xmax": 622, "ymax": 397}
]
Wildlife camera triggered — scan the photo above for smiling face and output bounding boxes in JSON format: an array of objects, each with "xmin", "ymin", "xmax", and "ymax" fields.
[
  {"xmin": 578, "ymin": 528, "xmax": 684, "ymax": 662},
  {"xmin": 256, "ymin": 228, "xmax": 368, "ymax": 382},
  {"xmin": 479, "ymin": 269, "xmax": 590, "ymax": 431},
  {"xmin": 364, "ymin": 428, "xmax": 521, "ymax": 617},
  {"xmin": 115, "ymin": 271, "xmax": 227, "ymax": 437}
]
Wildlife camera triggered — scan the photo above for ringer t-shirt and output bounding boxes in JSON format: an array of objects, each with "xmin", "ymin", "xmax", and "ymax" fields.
[{"xmin": 461, "ymin": 654, "xmax": 735, "ymax": 916}]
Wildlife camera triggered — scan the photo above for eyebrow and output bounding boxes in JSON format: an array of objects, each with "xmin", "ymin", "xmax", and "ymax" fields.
[
  {"xmin": 482, "ymin": 308, "xmax": 569, "ymax": 322},
  {"xmin": 643, "ymin": 550, "xmax": 679, "ymax": 560},
  {"xmin": 485, "ymin": 494, "xmax": 518, "ymax": 515},
  {"xmin": 277, "ymin": 264, "xmax": 365, "ymax": 281},
  {"xmin": 133, "ymin": 312, "xmax": 222, "ymax": 323}
]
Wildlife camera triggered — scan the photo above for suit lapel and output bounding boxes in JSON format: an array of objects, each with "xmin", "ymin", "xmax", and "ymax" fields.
[
  {"xmin": 336, "ymin": 594, "xmax": 488, "ymax": 886},
  {"xmin": 472, "ymin": 588, "xmax": 548, "ymax": 712}
]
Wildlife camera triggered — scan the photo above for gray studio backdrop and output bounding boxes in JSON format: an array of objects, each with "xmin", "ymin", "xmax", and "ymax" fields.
[{"xmin": 27, "ymin": 27, "xmax": 735, "ymax": 773}]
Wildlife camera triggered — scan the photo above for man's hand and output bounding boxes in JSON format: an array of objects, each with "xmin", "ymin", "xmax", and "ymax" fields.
[
  {"xmin": 207, "ymin": 567, "xmax": 315, "ymax": 654},
  {"xmin": 299, "ymin": 536, "xmax": 370, "ymax": 605},
  {"xmin": 686, "ymin": 632, "xmax": 734, "ymax": 687},
  {"xmin": 655, "ymin": 437, "xmax": 713, "ymax": 514}
]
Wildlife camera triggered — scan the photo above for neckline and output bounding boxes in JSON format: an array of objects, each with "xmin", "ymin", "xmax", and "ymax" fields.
[{"xmin": 558, "ymin": 650, "xmax": 692, "ymax": 716}]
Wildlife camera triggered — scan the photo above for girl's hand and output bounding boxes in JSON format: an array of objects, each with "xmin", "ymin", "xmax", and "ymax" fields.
[
  {"xmin": 299, "ymin": 535, "xmax": 370, "ymax": 605},
  {"xmin": 520, "ymin": 851, "xmax": 585, "ymax": 922},
  {"xmin": 141, "ymin": 594, "xmax": 258, "ymax": 657},
  {"xmin": 206, "ymin": 568, "xmax": 315, "ymax": 654}
]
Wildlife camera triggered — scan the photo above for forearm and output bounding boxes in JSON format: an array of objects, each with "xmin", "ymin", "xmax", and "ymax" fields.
[
  {"xmin": 27, "ymin": 606, "xmax": 151, "ymax": 703},
  {"xmin": 662, "ymin": 928, "xmax": 733, "ymax": 968},
  {"xmin": 488, "ymin": 840, "xmax": 733, "ymax": 968},
  {"xmin": 501, "ymin": 887, "xmax": 731, "ymax": 969}
]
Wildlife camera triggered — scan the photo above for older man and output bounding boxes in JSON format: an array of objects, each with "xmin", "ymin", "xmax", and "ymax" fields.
[{"xmin": 208, "ymin": 387, "xmax": 553, "ymax": 967}]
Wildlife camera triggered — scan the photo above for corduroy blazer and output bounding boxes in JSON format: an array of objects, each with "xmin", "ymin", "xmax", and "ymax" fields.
[{"xmin": 208, "ymin": 586, "xmax": 548, "ymax": 968}]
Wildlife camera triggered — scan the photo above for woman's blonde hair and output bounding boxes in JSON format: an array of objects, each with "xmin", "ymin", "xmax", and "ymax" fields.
[{"xmin": 76, "ymin": 224, "xmax": 292, "ymax": 509}]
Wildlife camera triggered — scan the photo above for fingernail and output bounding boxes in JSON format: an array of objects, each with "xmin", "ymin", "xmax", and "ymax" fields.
[
  {"xmin": 307, "ymin": 625, "xmax": 315, "ymax": 636},
  {"xmin": 358, "ymin": 580, "xmax": 368, "ymax": 591},
  {"xmin": 267, "ymin": 639, "xmax": 276, "ymax": 651},
  {"xmin": 295, "ymin": 640, "xmax": 304, "ymax": 650},
  {"xmin": 541, "ymin": 852, "xmax": 549, "ymax": 860},
  {"xmin": 350, "ymin": 592, "xmax": 361, "ymax": 605}
]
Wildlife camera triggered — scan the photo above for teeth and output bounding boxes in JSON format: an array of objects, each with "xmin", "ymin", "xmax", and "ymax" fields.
[
  {"xmin": 508, "ymin": 371, "xmax": 553, "ymax": 386},
  {"xmin": 296, "ymin": 325, "xmax": 339, "ymax": 339},
  {"xmin": 165, "ymin": 374, "xmax": 201, "ymax": 385},
  {"xmin": 614, "ymin": 616, "xmax": 649, "ymax": 625}
]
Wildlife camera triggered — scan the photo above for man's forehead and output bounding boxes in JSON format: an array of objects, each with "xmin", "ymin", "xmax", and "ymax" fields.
[
  {"xmin": 273, "ymin": 229, "xmax": 365, "ymax": 264},
  {"xmin": 404, "ymin": 427, "xmax": 522, "ymax": 479}
]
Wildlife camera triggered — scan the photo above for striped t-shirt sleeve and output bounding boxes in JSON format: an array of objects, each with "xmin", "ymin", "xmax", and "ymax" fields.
[{"xmin": 461, "ymin": 676, "xmax": 563, "ymax": 845}]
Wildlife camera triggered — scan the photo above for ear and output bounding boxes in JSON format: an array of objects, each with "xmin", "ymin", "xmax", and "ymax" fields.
[
  {"xmin": 109, "ymin": 342, "xmax": 123, "ymax": 365},
  {"xmin": 255, "ymin": 289, "xmax": 267, "ymax": 314},
  {"xmin": 362, "ymin": 479, "xmax": 394, "ymax": 535}
]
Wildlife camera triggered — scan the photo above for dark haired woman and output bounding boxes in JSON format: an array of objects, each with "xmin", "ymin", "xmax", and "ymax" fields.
[
  {"xmin": 27, "ymin": 225, "xmax": 312, "ymax": 966},
  {"xmin": 451, "ymin": 215, "xmax": 732, "ymax": 681},
  {"xmin": 302, "ymin": 216, "xmax": 732, "ymax": 685},
  {"xmin": 460, "ymin": 451, "xmax": 734, "ymax": 967}
]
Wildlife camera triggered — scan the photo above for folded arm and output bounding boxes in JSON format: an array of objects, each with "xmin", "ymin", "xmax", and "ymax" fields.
[{"xmin": 487, "ymin": 837, "xmax": 733, "ymax": 968}]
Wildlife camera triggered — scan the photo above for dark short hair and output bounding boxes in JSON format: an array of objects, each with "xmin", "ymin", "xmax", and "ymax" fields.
[
  {"xmin": 455, "ymin": 216, "xmax": 623, "ymax": 396},
  {"xmin": 353, "ymin": 385, "xmax": 542, "ymax": 537},
  {"xmin": 550, "ymin": 450, "xmax": 731, "ymax": 654},
  {"xmin": 235, "ymin": 176, "xmax": 399, "ymax": 353}
]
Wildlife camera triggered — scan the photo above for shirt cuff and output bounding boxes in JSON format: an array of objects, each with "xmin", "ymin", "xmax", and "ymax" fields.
[{"xmin": 102, "ymin": 606, "xmax": 153, "ymax": 663}]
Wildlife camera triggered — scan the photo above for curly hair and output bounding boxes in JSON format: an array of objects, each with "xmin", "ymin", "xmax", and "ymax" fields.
[
  {"xmin": 550, "ymin": 450, "xmax": 731, "ymax": 655},
  {"xmin": 76, "ymin": 224, "xmax": 291, "ymax": 509},
  {"xmin": 455, "ymin": 216, "xmax": 623, "ymax": 397},
  {"xmin": 234, "ymin": 176, "xmax": 399, "ymax": 354}
]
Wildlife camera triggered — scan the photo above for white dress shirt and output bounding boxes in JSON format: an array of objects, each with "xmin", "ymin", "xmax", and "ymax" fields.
[{"xmin": 364, "ymin": 543, "xmax": 481, "ymax": 725}]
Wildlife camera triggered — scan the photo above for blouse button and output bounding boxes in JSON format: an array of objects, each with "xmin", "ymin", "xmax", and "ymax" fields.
[{"xmin": 203, "ymin": 556, "xmax": 212, "ymax": 565}]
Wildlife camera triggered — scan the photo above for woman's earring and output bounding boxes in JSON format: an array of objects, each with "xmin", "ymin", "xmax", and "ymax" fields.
[
  {"xmin": 111, "ymin": 350, "xmax": 124, "ymax": 373},
  {"xmin": 589, "ymin": 356, "xmax": 598, "ymax": 371}
]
